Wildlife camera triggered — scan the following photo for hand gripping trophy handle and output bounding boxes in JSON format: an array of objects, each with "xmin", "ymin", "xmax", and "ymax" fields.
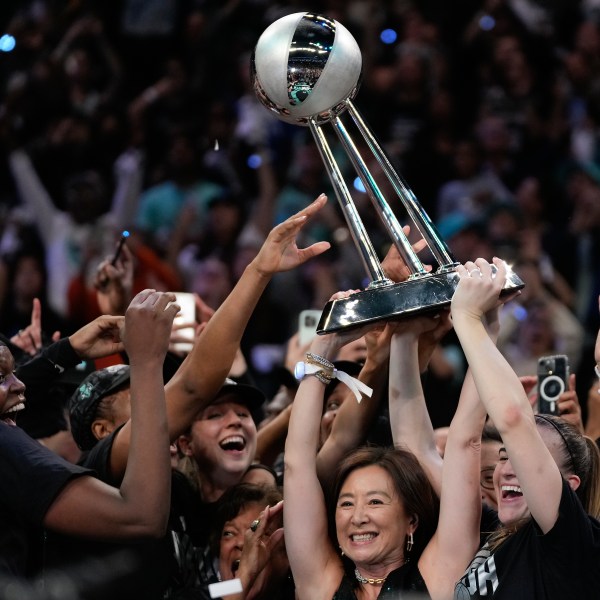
[{"xmin": 252, "ymin": 12, "xmax": 524, "ymax": 333}]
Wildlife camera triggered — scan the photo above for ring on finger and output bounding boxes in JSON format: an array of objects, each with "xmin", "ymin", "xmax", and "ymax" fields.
[
  {"xmin": 470, "ymin": 268, "xmax": 483, "ymax": 277},
  {"xmin": 250, "ymin": 519, "xmax": 260, "ymax": 532}
]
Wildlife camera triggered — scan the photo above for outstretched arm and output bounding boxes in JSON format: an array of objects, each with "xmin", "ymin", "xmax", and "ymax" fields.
[
  {"xmin": 43, "ymin": 290, "xmax": 177, "ymax": 539},
  {"xmin": 388, "ymin": 314, "xmax": 447, "ymax": 495},
  {"xmin": 420, "ymin": 281, "xmax": 509, "ymax": 598},
  {"xmin": 451, "ymin": 258, "xmax": 562, "ymax": 534},
  {"xmin": 284, "ymin": 294, "xmax": 371, "ymax": 600},
  {"xmin": 316, "ymin": 323, "xmax": 392, "ymax": 488},
  {"xmin": 109, "ymin": 194, "xmax": 331, "ymax": 477}
]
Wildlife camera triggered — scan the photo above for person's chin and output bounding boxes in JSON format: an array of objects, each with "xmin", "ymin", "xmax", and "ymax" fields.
[{"xmin": 498, "ymin": 501, "xmax": 529, "ymax": 525}]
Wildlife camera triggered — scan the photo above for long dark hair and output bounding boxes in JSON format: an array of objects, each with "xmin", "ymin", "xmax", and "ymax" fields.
[{"xmin": 329, "ymin": 446, "xmax": 439, "ymax": 562}]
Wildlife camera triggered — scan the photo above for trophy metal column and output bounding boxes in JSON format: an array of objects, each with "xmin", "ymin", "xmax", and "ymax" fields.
[{"xmin": 251, "ymin": 12, "xmax": 524, "ymax": 333}]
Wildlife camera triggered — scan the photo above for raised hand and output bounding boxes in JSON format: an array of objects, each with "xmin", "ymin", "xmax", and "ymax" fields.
[
  {"xmin": 557, "ymin": 373, "xmax": 584, "ymax": 434},
  {"xmin": 381, "ymin": 224, "xmax": 431, "ymax": 282},
  {"xmin": 10, "ymin": 298, "xmax": 60, "ymax": 355},
  {"xmin": 122, "ymin": 290, "xmax": 179, "ymax": 365},
  {"xmin": 68, "ymin": 314, "xmax": 125, "ymax": 359},
  {"xmin": 237, "ymin": 501, "xmax": 285, "ymax": 590},
  {"xmin": 95, "ymin": 242, "xmax": 134, "ymax": 315},
  {"xmin": 308, "ymin": 289, "xmax": 376, "ymax": 360},
  {"xmin": 252, "ymin": 194, "xmax": 331, "ymax": 277},
  {"xmin": 451, "ymin": 258, "xmax": 507, "ymax": 320}
]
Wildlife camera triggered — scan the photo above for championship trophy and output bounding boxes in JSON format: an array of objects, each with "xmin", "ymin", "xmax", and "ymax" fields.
[{"xmin": 251, "ymin": 12, "xmax": 524, "ymax": 333}]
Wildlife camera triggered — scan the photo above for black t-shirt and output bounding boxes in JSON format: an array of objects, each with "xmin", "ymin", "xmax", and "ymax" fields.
[
  {"xmin": 0, "ymin": 424, "xmax": 89, "ymax": 577},
  {"xmin": 454, "ymin": 479, "xmax": 600, "ymax": 599},
  {"xmin": 46, "ymin": 427, "xmax": 212, "ymax": 600}
]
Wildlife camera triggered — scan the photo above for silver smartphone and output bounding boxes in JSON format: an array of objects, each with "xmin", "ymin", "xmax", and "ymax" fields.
[
  {"xmin": 171, "ymin": 292, "xmax": 196, "ymax": 353},
  {"xmin": 298, "ymin": 309, "xmax": 322, "ymax": 346}
]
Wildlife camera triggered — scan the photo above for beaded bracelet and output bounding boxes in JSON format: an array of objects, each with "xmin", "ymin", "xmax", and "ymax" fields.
[{"xmin": 305, "ymin": 352, "xmax": 335, "ymax": 373}]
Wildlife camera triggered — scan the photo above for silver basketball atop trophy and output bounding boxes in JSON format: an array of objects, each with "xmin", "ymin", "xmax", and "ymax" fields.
[{"xmin": 251, "ymin": 12, "xmax": 362, "ymax": 125}]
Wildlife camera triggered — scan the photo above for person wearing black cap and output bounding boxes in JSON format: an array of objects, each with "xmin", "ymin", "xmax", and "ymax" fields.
[
  {"xmin": 176, "ymin": 378, "xmax": 266, "ymax": 503},
  {"xmin": 0, "ymin": 289, "xmax": 177, "ymax": 584},
  {"xmin": 52, "ymin": 196, "xmax": 331, "ymax": 598}
]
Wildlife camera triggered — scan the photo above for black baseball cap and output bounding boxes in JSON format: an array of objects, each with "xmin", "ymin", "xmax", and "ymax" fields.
[
  {"xmin": 69, "ymin": 364, "xmax": 131, "ymax": 451},
  {"xmin": 211, "ymin": 378, "xmax": 266, "ymax": 418}
]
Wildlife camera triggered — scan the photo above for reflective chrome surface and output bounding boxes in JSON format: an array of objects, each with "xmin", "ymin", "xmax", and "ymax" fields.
[
  {"xmin": 309, "ymin": 119, "xmax": 389, "ymax": 284},
  {"xmin": 287, "ymin": 14, "xmax": 335, "ymax": 107},
  {"xmin": 251, "ymin": 12, "xmax": 362, "ymax": 126},
  {"xmin": 317, "ymin": 268, "xmax": 525, "ymax": 334},
  {"xmin": 253, "ymin": 13, "xmax": 525, "ymax": 334},
  {"xmin": 346, "ymin": 100, "xmax": 457, "ymax": 271}
]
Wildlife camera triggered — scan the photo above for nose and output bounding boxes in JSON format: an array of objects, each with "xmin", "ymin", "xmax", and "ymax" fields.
[
  {"xmin": 9, "ymin": 374, "xmax": 25, "ymax": 395},
  {"xmin": 496, "ymin": 458, "xmax": 515, "ymax": 481},
  {"xmin": 233, "ymin": 531, "xmax": 244, "ymax": 550},
  {"xmin": 224, "ymin": 409, "xmax": 243, "ymax": 427},
  {"xmin": 350, "ymin": 503, "xmax": 368, "ymax": 527}
]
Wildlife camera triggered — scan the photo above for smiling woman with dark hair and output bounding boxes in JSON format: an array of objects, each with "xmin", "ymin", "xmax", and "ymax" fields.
[
  {"xmin": 208, "ymin": 482, "xmax": 293, "ymax": 600},
  {"xmin": 283, "ymin": 297, "xmax": 440, "ymax": 600}
]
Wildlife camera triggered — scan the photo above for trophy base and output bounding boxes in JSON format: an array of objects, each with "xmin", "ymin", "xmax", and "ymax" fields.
[{"xmin": 317, "ymin": 269, "xmax": 525, "ymax": 334}]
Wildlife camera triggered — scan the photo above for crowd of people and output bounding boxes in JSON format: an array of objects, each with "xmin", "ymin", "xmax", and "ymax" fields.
[{"xmin": 1, "ymin": 0, "xmax": 600, "ymax": 599}]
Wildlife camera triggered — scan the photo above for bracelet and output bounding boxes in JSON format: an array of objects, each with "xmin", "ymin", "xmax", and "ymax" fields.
[
  {"xmin": 294, "ymin": 360, "xmax": 373, "ymax": 403},
  {"xmin": 305, "ymin": 352, "xmax": 334, "ymax": 374},
  {"xmin": 294, "ymin": 361, "xmax": 332, "ymax": 385}
]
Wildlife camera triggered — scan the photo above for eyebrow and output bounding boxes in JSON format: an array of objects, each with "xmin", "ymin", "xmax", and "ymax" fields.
[
  {"xmin": 498, "ymin": 447, "xmax": 507, "ymax": 455},
  {"xmin": 338, "ymin": 490, "xmax": 392, "ymax": 500}
]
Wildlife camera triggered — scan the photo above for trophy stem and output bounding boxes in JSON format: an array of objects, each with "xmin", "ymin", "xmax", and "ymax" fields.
[
  {"xmin": 332, "ymin": 115, "xmax": 427, "ymax": 278},
  {"xmin": 346, "ymin": 100, "xmax": 457, "ymax": 270},
  {"xmin": 308, "ymin": 119, "xmax": 390, "ymax": 285}
]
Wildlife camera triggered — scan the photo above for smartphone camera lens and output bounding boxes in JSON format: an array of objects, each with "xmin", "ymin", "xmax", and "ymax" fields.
[{"xmin": 539, "ymin": 375, "xmax": 565, "ymax": 402}]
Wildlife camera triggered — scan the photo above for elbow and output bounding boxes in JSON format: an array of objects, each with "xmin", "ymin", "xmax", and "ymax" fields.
[
  {"xmin": 121, "ymin": 498, "xmax": 171, "ymax": 539},
  {"xmin": 492, "ymin": 400, "xmax": 530, "ymax": 435},
  {"xmin": 129, "ymin": 515, "xmax": 169, "ymax": 539}
]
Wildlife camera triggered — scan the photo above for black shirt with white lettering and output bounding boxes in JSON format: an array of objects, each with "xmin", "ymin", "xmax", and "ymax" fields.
[{"xmin": 455, "ymin": 479, "xmax": 600, "ymax": 599}]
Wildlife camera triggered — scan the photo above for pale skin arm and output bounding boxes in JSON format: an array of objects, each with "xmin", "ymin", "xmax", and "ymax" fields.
[
  {"xmin": 420, "ymin": 286, "xmax": 510, "ymax": 599},
  {"xmin": 419, "ymin": 366, "xmax": 487, "ymax": 599},
  {"xmin": 109, "ymin": 194, "xmax": 331, "ymax": 477},
  {"xmin": 451, "ymin": 257, "xmax": 563, "ymax": 534},
  {"xmin": 255, "ymin": 402, "xmax": 292, "ymax": 467},
  {"xmin": 43, "ymin": 290, "xmax": 177, "ymax": 539},
  {"xmin": 284, "ymin": 295, "xmax": 371, "ymax": 599},
  {"xmin": 316, "ymin": 324, "xmax": 392, "ymax": 488},
  {"xmin": 316, "ymin": 231, "xmax": 432, "ymax": 486},
  {"xmin": 388, "ymin": 316, "xmax": 446, "ymax": 496}
]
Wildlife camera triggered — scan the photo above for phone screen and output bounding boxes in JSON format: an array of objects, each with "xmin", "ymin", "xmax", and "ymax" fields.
[{"xmin": 172, "ymin": 292, "xmax": 196, "ymax": 353}]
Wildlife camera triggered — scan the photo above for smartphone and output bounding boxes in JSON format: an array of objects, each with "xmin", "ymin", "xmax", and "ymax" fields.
[
  {"xmin": 110, "ymin": 230, "xmax": 130, "ymax": 266},
  {"xmin": 537, "ymin": 354, "xmax": 569, "ymax": 416},
  {"xmin": 298, "ymin": 309, "xmax": 322, "ymax": 346},
  {"xmin": 171, "ymin": 292, "xmax": 196, "ymax": 353}
]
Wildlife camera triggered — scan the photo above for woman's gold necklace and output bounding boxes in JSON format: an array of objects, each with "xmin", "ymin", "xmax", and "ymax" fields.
[{"xmin": 354, "ymin": 569, "xmax": 386, "ymax": 585}]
